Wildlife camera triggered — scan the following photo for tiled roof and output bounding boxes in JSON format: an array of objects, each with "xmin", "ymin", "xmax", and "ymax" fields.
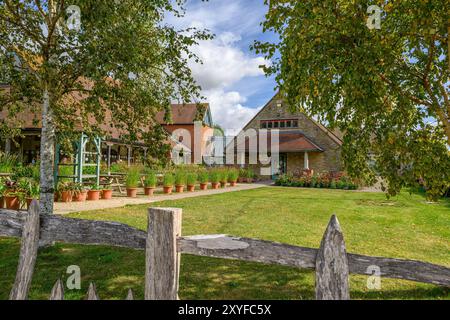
[{"xmin": 155, "ymin": 103, "xmax": 210, "ymax": 125}]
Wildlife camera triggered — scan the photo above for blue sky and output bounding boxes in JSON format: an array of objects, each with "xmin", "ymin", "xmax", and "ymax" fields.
[{"xmin": 166, "ymin": 0, "xmax": 278, "ymax": 134}]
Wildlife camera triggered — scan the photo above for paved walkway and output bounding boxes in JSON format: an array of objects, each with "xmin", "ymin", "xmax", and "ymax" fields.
[{"xmin": 54, "ymin": 182, "xmax": 271, "ymax": 215}]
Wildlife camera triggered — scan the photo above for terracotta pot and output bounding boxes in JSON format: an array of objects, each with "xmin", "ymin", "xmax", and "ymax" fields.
[
  {"xmin": 220, "ymin": 182, "xmax": 227, "ymax": 188},
  {"xmin": 175, "ymin": 185, "xmax": 184, "ymax": 193},
  {"xmin": 144, "ymin": 187, "xmax": 155, "ymax": 196},
  {"xmin": 246, "ymin": 178, "xmax": 254, "ymax": 183},
  {"xmin": 54, "ymin": 193, "xmax": 59, "ymax": 202},
  {"xmin": 238, "ymin": 177, "xmax": 244, "ymax": 183},
  {"xmin": 102, "ymin": 189, "xmax": 113, "ymax": 200},
  {"xmin": 187, "ymin": 185, "xmax": 195, "ymax": 192},
  {"xmin": 230, "ymin": 181, "xmax": 237, "ymax": 187},
  {"xmin": 0, "ymin": 197, "xmax": 4, "ymax": 209},
  {"xmin": 211, "ymin": 182, "xmax": 220, "ymax": 190},
  {"xmin": 87, "ymin": 190, "xmax": 101, "ymax": 201},
  {"xmin": 163, "ymin": 186, "xmax": 173, "ymax": 194},
  {"xmin": 200, "ymin": 183, "xmax": 208, "ymax": 191},
  {"xmin": 73, "ymin": 191, "xmax": 87, "ymax": 202},
  {"xmin": 60, "ymin": 191, "xmax": 73, "ymax": 203},
  {"xmin": 4, "ymin": 196, "xmax": 20, "ymax": 210},
  {"xmin": 127, "ymin": 188, "xmax": 138, "ymax": 198}
]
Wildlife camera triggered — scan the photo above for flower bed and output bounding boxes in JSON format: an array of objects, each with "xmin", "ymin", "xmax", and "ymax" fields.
[{"xmin": 275, "ymin": 173, "xmax": 359, "ymax": 190}]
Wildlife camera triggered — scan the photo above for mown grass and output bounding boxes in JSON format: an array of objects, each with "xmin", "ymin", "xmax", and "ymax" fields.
[{"xmin": 0, "ymin": 187, "xmax": 449, "ymax": 300}]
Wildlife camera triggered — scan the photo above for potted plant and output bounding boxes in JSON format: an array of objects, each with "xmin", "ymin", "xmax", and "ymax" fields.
[
  {"xmin": 219, "ymin": 169, "xmax": 228, "ymax": 188},
  {"xmin": 163, "ymin": 173, "xmax": 174, "ymax": 194},
  {"xmin": 174, "ymin": 171, "xmax": 186, "ymax": 193},
  {"xmin": 72, "ymin": 183, "xmax": 87, "ymax": 202},
  {"xmin": 186, "ymin": 172, "xmax": 197, "ymax": 192},
  {"xmin": 246, "ymin": 169, "xmax": 255, "ymax": 183},
  {"xmin": 125, "ymin": 168, "xmax": 140, "ymax": 198},
  {"xmin": 87, "ymin": 184, "xmax": 102, "ymax": 201},
  {"xmin": 209, "ymin": 170, "xmax": 221, "ymax": 189},
  {"xmin": 0, "ymin": 178, "xmax": 5, "ymax": 209},
  {"xmin": 144, "ymin": 171, "xmax": 157, "ymax": 196},
  {"xmin": 3, "ymin": 179, "xmax": 20, "ymax": 210},
  {"xmin": 102, "ymin": 185, "xmax": 113, "ymax": 200},
  {"xmin": 238, "ymin": 169, "xmax": 246, "ymax": 183},
  {"xmin": 18, "ymin": 179, "xmax": 40, "ymax": 209},
  {"xmin": 58, "ymin": 181, "xmax": 73, "ymax": 203},
  {"xmin": 228, "ymin": 169, "xmax": 239, "ymax": 187},
  {"xmin": 198, "ymin": 171, "xmax": 209, "ymax": 190}
]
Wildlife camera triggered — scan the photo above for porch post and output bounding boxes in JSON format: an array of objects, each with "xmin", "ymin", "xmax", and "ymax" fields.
[
  {"xmin": 127, "ymin": 146, "xmax": 131, "ymax": 167},
  {"xmin": 304, "ymin": 151, "xmax": 309, "ymax": 170},
  {"xmin": 107, "ymin": 144, "xmax": 112, "ymax": 175}
]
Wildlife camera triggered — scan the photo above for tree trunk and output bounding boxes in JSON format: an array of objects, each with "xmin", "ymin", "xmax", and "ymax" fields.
[{"xmin": 39, "ymin": 87, "xmax": 56, "ymax": 215}]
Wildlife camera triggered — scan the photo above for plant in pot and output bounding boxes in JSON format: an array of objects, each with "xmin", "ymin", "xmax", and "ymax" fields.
[
  {"xmin": 228, "ymin": 169, "xmax": 239, "ymax": 187},
  {"xmin": 246, "ymin": 169, "xmax": 255, "ymax": 183},
  {"xmin": 102, "ymin": 185, "xmax": 113, "ymax": 200},
  {"xmin": 238, "ymin": 169, "xmax": 246, "ymax": 183},
  {"xmin": 198, "ymin": 171, "xmax": 209, "ymax": 190},
  {"xmin": 58, "ymin": 181, "xmax": 73, "ymax": 203},
  {"xmin": 19, "ymin": 178, "xmax": 40, "ymax": 209},
  {"xmin": 72, "ymin": 183, "xmax": 87, "ymax": 202},
  {"xmin": 175, "ymin": 171, "xmax": 186, "ymax": 193},
  {"xmin": 126, "ymin": 169, "xmax": 140, "ymax": 198},
  {"xmin": 163, "ymin": 173, "xmax": 174, "ymax": 194},
  {"xmin": 186, "ymin": 172, "xmax": 197, "ymax": 192},
  {"xmin": 209, "ymin": 170, "xmax": 221, "ymax": 189},
  {"xmin": 219, "ymin": 169, "xmax": 228, "ymax": 188},
  {"xmin": 144, "ymin": 171, "xmax": 157, "ymax": 196},
  {"xmin": 3, "ymin": 179, "xmax": 20, "ymax": 210},
  {"xmin": 87, "ymin": 184, "xmax": 102, "ymax": 201}
]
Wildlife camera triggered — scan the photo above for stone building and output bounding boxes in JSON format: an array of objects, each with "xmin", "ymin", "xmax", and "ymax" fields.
[{"xmin": 236, "ymin": 94, "xmax": 343, "ymax": 177}]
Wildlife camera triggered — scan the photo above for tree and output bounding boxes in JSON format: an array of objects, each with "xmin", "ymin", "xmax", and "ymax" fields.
[
  {"xmin": 253, "ymin": 0, "xmax": 450, "ymax": 199},
  {"xmin": 0, "ymin": 0, "xmax": 211, "ymax": 214}
]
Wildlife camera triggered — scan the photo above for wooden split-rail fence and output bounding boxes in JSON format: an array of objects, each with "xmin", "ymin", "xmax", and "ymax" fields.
[{"xmin": 0, "ymin": 200, "xmax": 449, "ymax": 300}]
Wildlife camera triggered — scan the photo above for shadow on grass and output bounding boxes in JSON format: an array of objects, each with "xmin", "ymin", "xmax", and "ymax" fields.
[{"xmin": 1, "ymin": 238, "xmax": 447, "ymax": 300}]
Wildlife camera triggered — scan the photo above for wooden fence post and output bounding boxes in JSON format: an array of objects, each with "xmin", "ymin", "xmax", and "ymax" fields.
[
  {"xmin": 9, "ymin": 201, "xmax": 40, "ymax": 300},
  {"xmin": 49, "ymin": 279, "xmax": 64, "ymax": 300},
  {"xmin": 86, "ymin": 282, "xmax": 99, "ymax": 300},
  {"xmin": 315, "ymin": 215, "xmax": 350, "ymax": 300},
  {"xmin": 145, "ymin": 207, "xmax": 182, "ymax": 300}
]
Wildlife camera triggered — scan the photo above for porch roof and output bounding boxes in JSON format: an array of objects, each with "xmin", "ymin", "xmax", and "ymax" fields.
[{"xmin": 233, "ymin": 130, "xmax": 324, "ymax": 153}]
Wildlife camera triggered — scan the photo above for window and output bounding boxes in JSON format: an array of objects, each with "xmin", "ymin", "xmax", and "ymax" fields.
[
  {"xmin": 274, "ymin": 121, "xmax": 279, "ymax": 128},
  {"xmin": 286, "ymin": 120, "xmax": 292, "ymax": 128},
  {"xmin": 268, "ymin": 122, "xmax": 273, "ymax": 128},
  {"xmin": 261, "ymin": 121, "xmax": 267, "ymax": 129},
  {"xmin": 292, "ymin": 120, "xmax": 298, "ymax": 128},
  {"xmin": 280, "ymin": 121, "xmax": 285, "ymax": 128}
]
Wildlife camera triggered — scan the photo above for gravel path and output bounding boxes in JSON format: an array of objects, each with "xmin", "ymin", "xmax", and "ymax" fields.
[{"xmin": 54, "ymin": 183, "xmax": 270, "ymax": 215}]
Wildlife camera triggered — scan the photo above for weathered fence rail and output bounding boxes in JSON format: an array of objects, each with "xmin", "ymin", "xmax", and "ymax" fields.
[{"xmin": 0, "ymin": 203, "xmax": 449, "ymax": 300}]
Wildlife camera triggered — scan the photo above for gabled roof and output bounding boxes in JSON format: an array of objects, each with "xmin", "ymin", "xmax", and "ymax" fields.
[
  {"xmin": 155, "ymin": 103, "xmax": 211, "ymax": 126},
  {"xmin": 242, "ymin": 93, "xmax": 343, "ymax": 146}
]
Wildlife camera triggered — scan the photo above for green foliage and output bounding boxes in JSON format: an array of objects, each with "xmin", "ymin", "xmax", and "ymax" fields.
[
  {"xmin": 174, "ymin": 171, "xmax": 187, "ymax": 186},
  {"xmin": 209, "ymin": 170, "xmax": 221, "ymax": 183},
  {"xmin": 186, "ymin": 172, "xmax": 198, "ymax": 186},
  {"xmin": 0, "ymin": 152, "xmax": 20, "ymax": 173},
  {"xmin": 198, "ymin": 171, "xmax": 209, "ymax": 184},
  {"xmin": 144, "ymin": 171, "xmax": 157, "ymax": 188},
  {"xmin": 163, "ymin": 173, "xmax": 174, "ymax": 187},
  {"xmin": 276, "ymin": 173, "xmax": 359, "ymax": 191},
  {"xmin": 125, "ymin": 168, "xmax": 140, "ymax": 188},
  {"xmin": 110, "ymin": 162, "xmax": 129, "ymax": 174},
  {"xmin": 227, "ymin": 169, "xmax": 239, "ymax": 183},
  {"xmin": 219, "ymin": 169, "xmax": 228, "ymax": 183},
  {"xmin": 253, "ymin": 0, "xmax": 450, "ymax": 200},
  {"xmin": 89, "ymin": 184, "xmax": 102, "ymax": 191}
]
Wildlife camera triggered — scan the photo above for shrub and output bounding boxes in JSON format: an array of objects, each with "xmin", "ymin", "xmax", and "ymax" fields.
[
  {"xmin": 330, "ymin": 180, "xmax": 337, "ymax": 189},
  {"xmin": 186, "ymin": 172, "xmax": 198, "ymax": 186},
  {"xmin": 175, "ymin": 171, "xmax": 187, "ymax": 186},
  {"xmin": 0, "ymin": 152, "xmax": 21, "ymax": 173},
  {"xmin": 219, "ymin": 169, "xmax": 228, "ymax": 183},
  {"xmin": 144, "ymin": 171, "xmax": 157, "ymax": 188},
  {"xmin": 163, "ymin": 173, "xmax": 174, "ymax": 187},
  {"xmin": 125, "ymin": 168, "xmax": 140, "ymax": 188}
]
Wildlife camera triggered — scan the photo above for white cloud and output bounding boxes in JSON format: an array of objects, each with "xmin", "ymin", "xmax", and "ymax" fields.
[
  {"xmin": 189, "ymin": 34, "xmax": 267, "ymax": 91},
  {"xmin": 205, "ymin": 89, "xmax": 261, "ymax": 135},
  {"xmin": 166, "ymin": 0, "xmax": 272, "ymax": 132}
]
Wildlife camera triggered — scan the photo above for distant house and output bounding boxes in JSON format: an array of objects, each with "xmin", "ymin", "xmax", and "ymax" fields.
[
  {"xmin": 156, "ymin": 103, "xmax": 214, "ymax": 164},
  {"xmin": 0, "ymin": 85, "xmax": 212, "ymax": 167},
  {"xmin": 235, "ymin": 94, "xmax": 343, "ymax": 177}
]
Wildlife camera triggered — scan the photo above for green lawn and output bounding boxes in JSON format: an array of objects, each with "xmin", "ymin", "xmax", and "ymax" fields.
[{"xmin": 1, "ymin": 187, "xmax": 449, "ymax": 300}]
